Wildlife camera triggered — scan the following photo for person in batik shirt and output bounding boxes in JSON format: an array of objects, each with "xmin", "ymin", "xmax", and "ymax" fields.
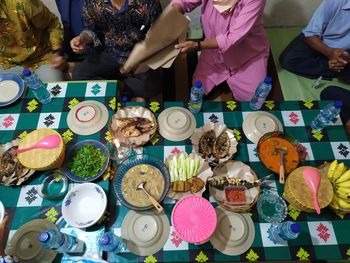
[
  {"xmin": 70, "ymin": 0, "xmax": 162, "ymax": 101},
  {"xmin": 0, "ymin": 0, "xmax": 66, "ymax": 82}
]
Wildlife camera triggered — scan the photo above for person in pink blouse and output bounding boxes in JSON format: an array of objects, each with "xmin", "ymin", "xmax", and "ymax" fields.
[{"xmin": 172, "ymin": 0, "xmax": 269, "ymax": 101}]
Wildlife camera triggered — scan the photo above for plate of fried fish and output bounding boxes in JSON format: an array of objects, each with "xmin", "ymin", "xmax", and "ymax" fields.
[
  {"xmin": 109, "ymin": 106, "xmax": 157, "ymax": 147},
  {"xmin": 190, "ymin": 122, "xmax": 238, "ymax": 164},
  {"xmin": 165, "ymin": 152, "xmax": 213, "ymax": 200}
]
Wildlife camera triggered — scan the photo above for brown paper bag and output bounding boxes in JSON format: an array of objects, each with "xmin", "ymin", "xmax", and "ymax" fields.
[{"xmin": 122, "ymin": 5, "xmax": 189, "ymax": 74}]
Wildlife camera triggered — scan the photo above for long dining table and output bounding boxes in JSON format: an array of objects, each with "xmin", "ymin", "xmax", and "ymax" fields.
[{"xmin": 1, "ymin": 81, "xmax": 350, "ymax": 262}]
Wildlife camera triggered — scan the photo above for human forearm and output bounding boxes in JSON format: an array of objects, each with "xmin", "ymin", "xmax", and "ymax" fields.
[{"xmin": 304, "ymin": 36, "xmax": 333, "ymax": 59}]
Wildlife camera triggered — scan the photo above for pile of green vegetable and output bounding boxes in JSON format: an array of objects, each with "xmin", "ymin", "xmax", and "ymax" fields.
[
  {"xmin": 168, "ymin": 153, "xmax": 200, "ymax": 182},
  {"xmin": 68, "ymin": 144, "xmax": 106, "ymax": 179}
]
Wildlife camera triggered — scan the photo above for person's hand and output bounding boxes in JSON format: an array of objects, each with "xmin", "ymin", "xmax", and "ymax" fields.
[
  {"xmin": 327, "ymin": 49, "xmax": 348, "ymax": 72},
  {"xmin": 70, "ymin": 35, "xmax": 89, "ymax": 54},
  {"xmin": 175, "ymin": 41, "xmax": 198, "ymax": 53},
  {"xmin": 51, "ymin": 54, "xmax": 67, "ymax": 71},
  {"xmin": 0, "ymin": 214, "xmax": 10, "ymax": 256}
]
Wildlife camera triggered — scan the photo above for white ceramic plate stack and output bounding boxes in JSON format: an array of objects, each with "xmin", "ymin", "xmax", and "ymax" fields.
[
  {"xmin": 67, "ymin": 100, "xmax": 109, "ymax": 135},
  {"xmin": 242, "ymin": 112, "xmax": 283, "ymax": 144},
  {"xmin": 210, "ymin": 207, "xmax": 255, "ymax": 256},
  {"xmin": 158, "ymin": 107, "xmax": 196, "ymax": 141},
  {"xmin": 121, "ymin": 210, "xmax": 170, "ymax": 256}
]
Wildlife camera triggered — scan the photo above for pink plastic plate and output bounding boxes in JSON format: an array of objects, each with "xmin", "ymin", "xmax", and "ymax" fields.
[{"xmin": 171, "ymin": 195, "xmax": 217, "ymax": 244}]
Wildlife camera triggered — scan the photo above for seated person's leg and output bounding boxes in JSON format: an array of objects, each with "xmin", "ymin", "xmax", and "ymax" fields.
[
  {"xmin": 279, "ymin": 34, "xmax": 336, "ymax": 80},
  {"xmin": 0, "ymin": 65, "xmax": 24, "ymax": 76},
  {"xmin": 124, "ymin": 69, "xmax": 162, "ymax": 101},
  {"xmin": 320, "ymin": 86, "xmax": 350, "ymax": 124},
  {"xmin": 35, "ymin": 64, "xmax": 64, "ymax": 82},
  {"xmin": 72, "ymin": 52, "xmax": 123, "ymax": 80},
  {"xmin": 226, "ymin": 56, "xmax": 268, "ymax": 101}
]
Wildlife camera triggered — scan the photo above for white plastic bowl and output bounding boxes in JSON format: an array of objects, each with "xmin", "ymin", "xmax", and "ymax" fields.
[{"xmin": 62, "ymin": 183, "xmax": 107, "ymax": 228}]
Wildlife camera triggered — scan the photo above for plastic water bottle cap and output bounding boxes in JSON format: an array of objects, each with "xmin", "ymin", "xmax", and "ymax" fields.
[
  {"xmin": 22, "ymin": 69, "xmax": 32, "ymax": 77},
  {"xmin": 334, "ymin": 100, "xmax": 343, "ymax": 109},
  {"xmin": 99, "ymin": 234, "xmax": 111, "ymax": 246},
  {"xmin": 264, "ymin": 77, "xmax": 272, "ymax": 84},
  {"xmin": 291, "ymin": 223, "xmax": 301, "ymax": 234},
  {"xmin": 121, "ymin": 96, "xmax": 129, "ymax": 102},
  {"xmin": 39, "ymin": 232, "xmax": 50, "ymax": 242},
  {"xmin": 194, "ymin": 80, "xmax": 202, "ymax": 88}
]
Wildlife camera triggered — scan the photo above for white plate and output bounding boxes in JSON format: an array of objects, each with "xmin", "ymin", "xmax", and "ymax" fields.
[
  {"xmin": 242, "ymin": 112, "xmax": 283, "ymax": 144},
  {"xmin": 62, "ymin": 183, "xmax": 107, "ymax": 228},
  {"xmin": 158, "ymin": 107, "xmax": 196, "ymax": 141},
  {"xmin": 0, "ymin": 201, "xmax": 4, "ymax": 223},
  {"xmin": 121, "ymin": 210, "xmax": 170, "ymax": 256},
  {"xmin": 0, "ymin": 73, "xmax": 25, "ymax": 107},
  {"xmin": 210, "ymin": 207, "xmax": 255, "ymax": 256},
  {"xmin": 67, "ymin": 100, "xmax": 109, "ymax": 136}
]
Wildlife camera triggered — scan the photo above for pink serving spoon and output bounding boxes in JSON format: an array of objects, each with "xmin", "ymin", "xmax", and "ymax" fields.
[
  {"xmin": 12, "ymin": 134, "xmax": 61, "ymax": 154},
  {"xmin": 303, "ymin": 167, "xmax": 321, "ymax": 214}
]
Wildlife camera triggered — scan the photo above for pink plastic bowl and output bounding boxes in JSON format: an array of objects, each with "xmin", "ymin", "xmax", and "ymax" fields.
[{"xmin": 171, "ymin": 195, "xmax": 217, "ymax": 244}]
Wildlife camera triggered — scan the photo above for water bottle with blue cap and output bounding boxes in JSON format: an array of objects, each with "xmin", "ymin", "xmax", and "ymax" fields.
[
  {"xmin": 188, "ymin": 80, "xmax": 204, "ymax": 113},
  {"xmin": 22, "ymin": 69, "xmax": 52, "ymax": 104}
]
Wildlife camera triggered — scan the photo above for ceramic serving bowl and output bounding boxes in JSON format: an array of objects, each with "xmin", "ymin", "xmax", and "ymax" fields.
[
  {"xmin": 63, "ymin": 140, "xmax": 109, "ymax": 183},
  {"xmin": 62, "ymin": 183, "xmax": 107, "ymax": 228},
  {"xmin": 113, "ymin": 154, "xmax": 170, "ymax": 210}
]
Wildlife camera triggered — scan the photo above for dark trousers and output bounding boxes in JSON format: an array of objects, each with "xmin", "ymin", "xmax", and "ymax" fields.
[
  {"xmin": 321, "ymin": 86, "xmax": 350, "ymax": 124},
  {"xmin": 72, "ymin": 52, "xmax": 162, "ymax": 98},
  {"xmin": 279, "ymin": 34, "xmax": 350, "ymax": 82}
]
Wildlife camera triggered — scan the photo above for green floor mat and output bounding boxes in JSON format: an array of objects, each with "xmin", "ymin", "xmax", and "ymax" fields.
[{"xmin": 266, "ymin": 27, "xmax": 350, "ymax": 101}]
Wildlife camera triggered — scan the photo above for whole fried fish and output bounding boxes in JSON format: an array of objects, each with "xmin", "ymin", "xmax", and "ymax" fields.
[{"xmin": 208, "ymin": 174, "xmax": 273, "ymax": 190}]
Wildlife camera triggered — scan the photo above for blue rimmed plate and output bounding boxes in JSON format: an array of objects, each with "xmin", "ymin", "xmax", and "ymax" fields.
[
  {"xmin": 0, "ymin": 73, "xmax": 25, "ymax": 107},
  {"xmin": 63, "ymin": 140, "xmax": 110, "ymax": 183}
]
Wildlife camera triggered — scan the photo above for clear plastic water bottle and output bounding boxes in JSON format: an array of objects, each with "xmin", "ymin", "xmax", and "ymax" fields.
[
  {"xmin": 38, "ymin": 229, "xmax": 78, "ymax": 253},
  {"xmin": 311, "ymin": 100, "xmax": 342, "ymax": 130},
  {"xmin": 249, "ymin": 76, "xmax": 272, "ymax": 110},
  {"xmin": 98, "ymin": 232, "xmax": 126, "ymax": 254},
  {"xmin": 22, "ymin": 69, "xmax": 52, "ymax": 104},
  {"xmin": 268, "ymin": 221, "xmax": 301, "ymax": 244},
  {"xmin": 188, "ymin": 80, "xmax": 204, "ymax": 113}
]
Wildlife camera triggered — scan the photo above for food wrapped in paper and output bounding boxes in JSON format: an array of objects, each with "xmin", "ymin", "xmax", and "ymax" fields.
[{"xmin": 0, "ymin": 139, "xmax": 35, "ymax": 186}]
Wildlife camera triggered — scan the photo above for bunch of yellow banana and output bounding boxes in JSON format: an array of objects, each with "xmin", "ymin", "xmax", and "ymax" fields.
[{"xmin": 327, "ymin": 160, "xmax": 350, "ymax": 210}]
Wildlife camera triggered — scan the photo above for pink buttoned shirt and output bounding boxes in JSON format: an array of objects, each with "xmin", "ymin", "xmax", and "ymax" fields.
[{"xmin": 172, "ymin": 0, "xmax": 270, "ymax": 100}]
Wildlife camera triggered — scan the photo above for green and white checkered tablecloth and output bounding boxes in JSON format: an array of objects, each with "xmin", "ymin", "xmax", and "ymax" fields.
[
  {"xmin": 0, "ymin": 81, "xmax": 118, "ymax": 261},
  {"xmin": 108, "ymin": 101, "xmax": 350, "ymax": 263}
]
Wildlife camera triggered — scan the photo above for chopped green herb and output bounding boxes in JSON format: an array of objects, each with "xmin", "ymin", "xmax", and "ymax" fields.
[{"xmin": 68, "ymin": 144, "xmax": 106, "ymax": 179}]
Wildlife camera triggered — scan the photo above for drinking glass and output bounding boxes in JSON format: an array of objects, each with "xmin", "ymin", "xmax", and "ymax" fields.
[{"xmin": 106, "ymin": 138, "xmax": 132, "ymax": 165}]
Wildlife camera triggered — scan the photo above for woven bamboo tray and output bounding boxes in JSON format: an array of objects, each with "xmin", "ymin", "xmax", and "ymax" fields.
[
  {"xmin": 17, "ymin": 128, "xmax": 65, "ymax": 171},
  {"xmin": 283, "ymin": 166, "xmax": 333, "ymax": 213}
]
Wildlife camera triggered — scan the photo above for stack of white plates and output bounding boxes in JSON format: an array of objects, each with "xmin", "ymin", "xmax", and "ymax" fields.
[
  {"xmin": 158, "ymin": 107, "xmax": 196, "ymax": 141},
  {"xmin": 242, "ymin": 112, "xmax": 283, "ymax": 144},
  {"xmin": 210, "ymin": 207, "xmax": 255, "ymax": 256},
  {"xmin": 67, "ymin": 100, "xmax": 108, "ymax": 135},
  {"xmin": 121, "ymin": 210, "xmax": 170, "ymax": 256}
]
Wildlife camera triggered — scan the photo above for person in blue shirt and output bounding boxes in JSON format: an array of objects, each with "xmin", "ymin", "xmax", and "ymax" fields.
[{"xmin": 279, "ymin": 0, "xmax": 350, "ymax": 83}]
